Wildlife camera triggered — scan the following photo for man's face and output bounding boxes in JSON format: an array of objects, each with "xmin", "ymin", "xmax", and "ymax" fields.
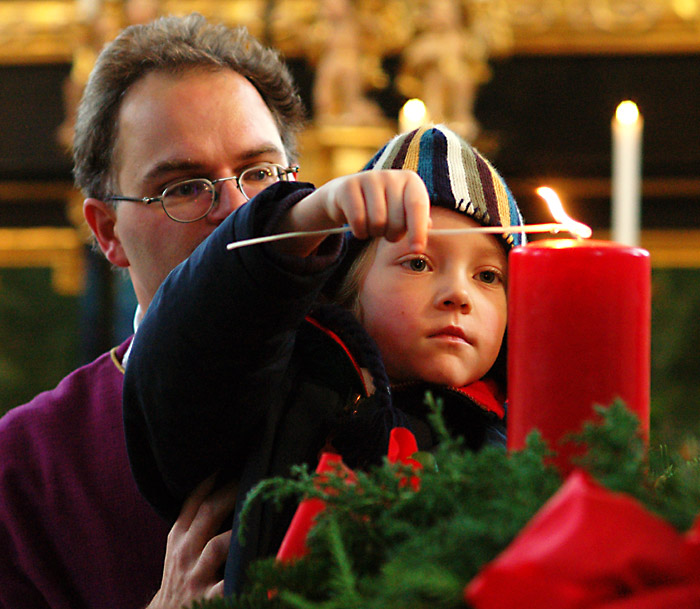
[
  {"xmin": 90, "ymin": 68, "xmax": 287, "ymax": 311},
  {"xmin": 358, "ymin": 209, "xmax": 508, "ymax": 388}
]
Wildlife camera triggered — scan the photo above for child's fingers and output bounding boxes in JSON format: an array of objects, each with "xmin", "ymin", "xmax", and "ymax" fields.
[
  {"xmin": 337, "ymin": 172, "xmax": 396, "ymax": 239},
  {"xmin": 337, "ymin": 180, "xmax": 376, "ymax": 239},
  {"xmin": 356, "ymin": 172, "xmax": 388, "ymax": 239},
  {"xmin": 321, "ymin": 176, "xmax": 368, "ymax": 239},
  {"xmin": 402, "ymin": 174, "xmax": 431, "ymax": 253},
  {"xmin": 383, "ymin": 177, "xmax": 413, "ymax": 242},
  {"xmin": 361, "ymin": 171, "xmax": 428, "ymax": 243},
  {"xmin": 317, "ymin": 170, "xmax": 430, "ymax": 244}
]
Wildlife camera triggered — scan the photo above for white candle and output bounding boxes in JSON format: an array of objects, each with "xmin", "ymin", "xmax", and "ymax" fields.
[
  {"xmin": 399, "ymin": 99, "xmax": 428, "ymax": 134},
  {"xmin": 611, "ymin": 101, "xmax": 643, "ymax": 246}
]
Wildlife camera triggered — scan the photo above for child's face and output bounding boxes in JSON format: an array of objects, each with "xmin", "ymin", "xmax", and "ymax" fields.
[{"xmin": 358, "ymin": 208, "xmax": 508, "ymax": 387}]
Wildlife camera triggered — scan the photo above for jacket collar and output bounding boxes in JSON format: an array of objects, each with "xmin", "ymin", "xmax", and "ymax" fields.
[{"xmin": 448, "ymin": 379, "xmax": 506, "ymax": 419}]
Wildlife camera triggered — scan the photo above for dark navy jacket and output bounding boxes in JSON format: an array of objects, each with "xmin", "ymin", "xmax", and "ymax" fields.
[{"xmin": 123, "ymin": 182, "xmax": 506, "ymax": 594}]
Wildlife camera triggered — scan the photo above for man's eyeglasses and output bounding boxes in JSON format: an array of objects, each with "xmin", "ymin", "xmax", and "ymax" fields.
[{"xmin": 107, "ymin": 164, "xmax": 299, "ymax": 223}]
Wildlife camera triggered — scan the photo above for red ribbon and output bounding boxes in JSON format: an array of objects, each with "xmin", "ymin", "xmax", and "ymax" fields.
[{"xmin": 465, "ymin": 470, "xmax": 700, "ymax": 609}]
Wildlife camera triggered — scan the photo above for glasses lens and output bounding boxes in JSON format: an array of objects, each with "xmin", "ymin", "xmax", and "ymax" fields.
[
  {"xmin": 239, "ymin": 165, "xmax": 286, "ymax": 200},
  {"xmin": 162, "ymin": 179, "xmax": 215, "ymax": 222}
]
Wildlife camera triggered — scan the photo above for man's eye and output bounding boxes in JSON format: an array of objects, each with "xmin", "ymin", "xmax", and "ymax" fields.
[
  {"xmin": 401, "ymin": 257, "xmax": 429, "ymax": 272},
  {"xmin": 244, "ymin": 167, "xmax": 275, "ymax": 183},
  {"xmin": 167, "ymin": 180, "xmax": 209, "ymax": 199}
]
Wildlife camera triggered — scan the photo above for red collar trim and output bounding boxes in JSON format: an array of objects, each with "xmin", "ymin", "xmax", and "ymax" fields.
[
  {"xmin": 449, "ymin": 379, "xmax": 505, "ymax": 419},
  {"xmin": 304, "ymin": 316, "xmax": 369, "ymax": 396}
]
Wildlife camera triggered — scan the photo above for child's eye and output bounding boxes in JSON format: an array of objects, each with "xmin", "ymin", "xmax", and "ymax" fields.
[
  {"xmin": 400, "ymin": 257, "xmax": 431, "ymax": 272},
  {"xmin": 477, "ymin": 269, "xmax": 504, "ymax": 285}
]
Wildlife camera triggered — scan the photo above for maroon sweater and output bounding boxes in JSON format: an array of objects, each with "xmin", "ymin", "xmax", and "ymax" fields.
[{"xmin": 0, "ymin": 339, "xmax": 169, "ymax": 609}]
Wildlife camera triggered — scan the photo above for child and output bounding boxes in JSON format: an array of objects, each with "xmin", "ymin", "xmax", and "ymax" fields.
[{"xmin": 123, "ymin": 124, "xmax": 525, "ymax": 593}]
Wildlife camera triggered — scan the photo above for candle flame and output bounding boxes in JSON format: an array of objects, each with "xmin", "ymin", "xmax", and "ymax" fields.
[
  {"xmin": 615, "ymin": 100, "xmax": 640, "ymax": 125},
  {"xmin": 536, "ymin": 187, "xmax": 592, "ymax": 239},
  {"xmin": 401, "ymin": 98, "xmax": 427, "ymax": 123}
]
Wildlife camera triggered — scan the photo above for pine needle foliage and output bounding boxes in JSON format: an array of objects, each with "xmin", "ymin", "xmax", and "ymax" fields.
[
  {"xmin": 571, "ymin": 400, "xmax": 700, "ymax": 530},
  {"xmin": 190, "ymin": 399, "xmax": 700, "ymax": 609}
]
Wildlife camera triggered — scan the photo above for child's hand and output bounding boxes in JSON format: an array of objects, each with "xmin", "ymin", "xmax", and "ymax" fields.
[{"xmin": 276, "ymin": 170, "xmax": 431, "ymax": 256}]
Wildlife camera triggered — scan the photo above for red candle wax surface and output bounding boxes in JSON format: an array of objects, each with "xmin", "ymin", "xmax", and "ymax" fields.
[{"xmin": 507, "ymin": 239, "xmax": 650, "ymax": 471}]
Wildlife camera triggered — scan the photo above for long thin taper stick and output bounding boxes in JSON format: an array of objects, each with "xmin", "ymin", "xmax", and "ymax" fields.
[{"xmin": 225, "ymin": 223, "xmax": 569, "ymax": 251}]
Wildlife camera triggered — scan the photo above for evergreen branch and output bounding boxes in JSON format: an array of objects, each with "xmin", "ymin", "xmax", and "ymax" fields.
[
  {"xmin": 423, "ymin": 391, "xmax": 452, "ymax": 444},
  {"xmin": 279, "ymin": 517, "xmax": 363, "ymax": 609},
  {"xmin": 191, "ymin": 402, "xmax": 700, "ymax": 609}
]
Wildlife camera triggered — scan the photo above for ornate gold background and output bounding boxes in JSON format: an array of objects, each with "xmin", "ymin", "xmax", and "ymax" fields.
[
  {"xmin": 1, "ymin": 0, "xmax": 699, "ymax": 290},
  {"xmin": 3, "ymin": 0, "xmax": 700, "ymax": 64}
]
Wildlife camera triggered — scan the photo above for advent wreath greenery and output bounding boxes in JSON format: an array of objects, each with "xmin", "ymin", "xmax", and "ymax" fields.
[{"xmin": 190, "ymin": 398, "xmax": 700, "ymax": 609}]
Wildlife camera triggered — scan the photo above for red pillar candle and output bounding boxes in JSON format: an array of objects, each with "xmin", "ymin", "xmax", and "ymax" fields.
[{"xmin": 507, "ymin": 239, "xmax": 651, "ymax": 471}]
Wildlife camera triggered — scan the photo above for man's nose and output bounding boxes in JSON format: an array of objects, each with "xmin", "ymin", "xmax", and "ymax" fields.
[{"xmin": 206, "ymin": 181, "xmax": 247, "ymax": 224}]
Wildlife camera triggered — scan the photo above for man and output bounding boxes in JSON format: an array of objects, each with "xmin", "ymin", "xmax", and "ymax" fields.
[{"xmin": 0, "ymin": 13, "xmax": 305, "ymax": 609}]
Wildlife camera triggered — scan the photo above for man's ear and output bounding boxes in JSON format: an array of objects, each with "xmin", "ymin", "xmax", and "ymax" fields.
[{"xmin": 83, "ymin": 198, "xmax": 129, "ymax": 268}]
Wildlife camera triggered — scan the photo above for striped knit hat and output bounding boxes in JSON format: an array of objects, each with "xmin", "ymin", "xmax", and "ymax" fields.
[{"xmin": 363, "ymin": 124, "xmax": 525, "ymax": 249}]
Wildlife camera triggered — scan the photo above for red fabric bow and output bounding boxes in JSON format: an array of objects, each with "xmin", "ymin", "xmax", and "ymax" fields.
[
  {"xmin": 387, "ymin": 427, "xmax": 422, "ymax": 490},
  {"xmin": 465, "ymin": 470, "xmax": 700, "ymax": 609}
]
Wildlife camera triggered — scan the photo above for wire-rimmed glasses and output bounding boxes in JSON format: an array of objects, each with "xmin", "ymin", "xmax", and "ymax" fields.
[{"xmin": 107, "ymin": 164, "xmax": 299, "ymax": 223}]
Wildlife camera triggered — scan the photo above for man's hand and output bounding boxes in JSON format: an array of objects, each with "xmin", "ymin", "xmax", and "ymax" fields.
[{"xmin": 146, "ymin": 476, "xmax": 238, "ymax": 609}]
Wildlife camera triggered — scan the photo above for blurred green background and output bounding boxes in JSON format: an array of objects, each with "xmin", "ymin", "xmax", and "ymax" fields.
[
  {"xmin": 0, "ymin": 260, "xmax": 136, "ymax": 410},
  {"xmin": 1, "ymin": 264, "xmax": 698, "ymax": 451},
  {"xmin": 649, "ymin": 268, "xmax": 700, "ymax": 452}
]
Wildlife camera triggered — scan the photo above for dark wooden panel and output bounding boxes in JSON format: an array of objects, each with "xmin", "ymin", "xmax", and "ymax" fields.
[
  {"xmin": 0, "ymin": 63, "xmax": 72, "ymax": 180},
  {"xmin": 477, "ymin": 53, "xmax": 700, "ymax": 178},
  {"xmin": 474, "ymin": 54, "xmax": 700, "ymax": 229},
  {"xmin": 2, "ymin": 55, "xmax": 699, "ymax": 230}
]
